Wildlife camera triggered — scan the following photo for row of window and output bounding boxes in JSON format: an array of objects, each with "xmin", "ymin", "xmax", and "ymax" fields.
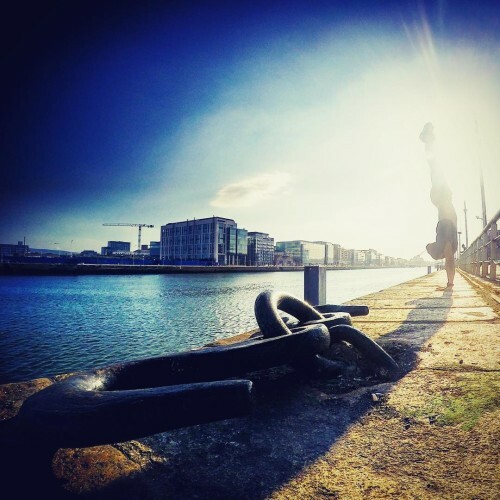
[
  {"xmin": 164, "ymin": 224, "xmax": 215, "ymax": 235},
  {"xmin": 165, "ymin": 235, "xmax": 214, "ymax": 243}
]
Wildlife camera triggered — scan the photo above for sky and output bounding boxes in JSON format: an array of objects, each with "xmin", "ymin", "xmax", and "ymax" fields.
[{"xmin": 1, "ymin": 0, "xmax": 499, "ymax": 259}]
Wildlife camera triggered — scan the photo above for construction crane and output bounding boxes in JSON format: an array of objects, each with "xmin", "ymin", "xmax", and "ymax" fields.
[{"xmin": 102, "ymin": 223, "xmax": 154, "ymax": 251}]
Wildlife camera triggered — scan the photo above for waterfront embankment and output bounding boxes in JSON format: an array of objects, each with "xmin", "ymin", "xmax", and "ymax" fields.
[
  {"xmin": 0, "ymin": 267, "xmax": 429, "ymax": 384},
  {"xmin": 0, "ymin": 269, "xmax": 498, "ymax": 498},
  {"xmin": 0, "ymin": 262, "xmax": 424, "ymax": 276},
  {"xmin": 1, "ymin": 263, "xmax": 289, "ymax": 275}
]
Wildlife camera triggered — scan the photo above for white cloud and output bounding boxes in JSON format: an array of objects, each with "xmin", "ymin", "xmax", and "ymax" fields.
[{"xmin": 211, "ymin": 172, "xmax": 292, "ymax": 208}]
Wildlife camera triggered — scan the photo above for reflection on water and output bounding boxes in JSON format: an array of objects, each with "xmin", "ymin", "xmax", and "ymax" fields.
[{"xmin": 0, "ymin": 267, "xmax": 426, "ymax": 383}]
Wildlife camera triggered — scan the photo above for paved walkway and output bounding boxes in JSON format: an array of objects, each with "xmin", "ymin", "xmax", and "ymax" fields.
[
  {"xmin": 272, "ymin": 270, "xmax": 499, "ymax": 499},
  {"xmin": 1, "ymin": 270, "xmax": 499, "ymax": 499}
]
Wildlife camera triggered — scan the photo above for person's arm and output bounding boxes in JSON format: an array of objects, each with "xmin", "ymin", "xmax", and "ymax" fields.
[
  {"xmin": 419, "ymin": 122, "xmax": 445, "ymax": 187},
  {"xmin": 419, "ymin": 122, "xmax": 436, "ymax": 168}
]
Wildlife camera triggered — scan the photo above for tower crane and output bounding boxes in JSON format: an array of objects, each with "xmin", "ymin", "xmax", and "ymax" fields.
[{"xmin": 102, "ymin": 223, "xmax": 154, "ymax": 251}]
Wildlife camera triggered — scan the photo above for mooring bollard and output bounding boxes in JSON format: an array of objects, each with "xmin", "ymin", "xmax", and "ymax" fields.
[{"xmin": 304, "ymin": 265, "xmax": 326, "ymax": 306}]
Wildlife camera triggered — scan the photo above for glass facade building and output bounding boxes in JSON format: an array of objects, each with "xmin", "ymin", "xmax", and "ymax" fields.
[
  {"xmin": 160, "ymin": 217, "xmax": 248, "ymax": 265},
  {"xmin": 235, "ymin": 228, "xmax": 248, "ymax": 265},
  {"xmin": 314, "ymin": 241, "xmax": 338, "ymax": 265},
  {"xmin": 275, "ymin": 240, "xmax": 326, "ymax": 265}
]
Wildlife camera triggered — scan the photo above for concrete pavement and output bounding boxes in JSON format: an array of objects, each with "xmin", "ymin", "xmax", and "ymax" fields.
[{"xmin": 1, "ymin": 270, "xmax": 498, "ymax": 498}]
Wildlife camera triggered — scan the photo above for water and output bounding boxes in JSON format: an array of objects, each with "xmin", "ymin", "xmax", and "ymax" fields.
[{"xmin": 0, "ymin": 267, "xmax": 426, "ymax": 384}]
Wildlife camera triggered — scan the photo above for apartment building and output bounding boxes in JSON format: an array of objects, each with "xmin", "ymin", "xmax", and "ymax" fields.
[{"xmin": 247, "ymin": 232, "xmax": 274, "ymax": 266}]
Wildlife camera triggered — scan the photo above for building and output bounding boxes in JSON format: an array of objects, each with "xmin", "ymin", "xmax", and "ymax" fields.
[
  {"xmin": 409, "ymin": 254, "xmax": 426, "ymax": 266},
  {"xmin": 313, "ymin": 241, "xmax": 330, "ymax": 264},
  {"xmin": 0, "ymin": 242, "xmax": 29, "ymax": 259},
  {"xmin": 101, "ymin": 241, "xmax": 131, "ymax": 255},
  {"xmin": 340, "ymin": 248, "xmax": 354, "ymax": 266},
  {"xmin": 355, "ymin": 250, "xmax": 366, "ymax": 266},
  {"xmin": 80, "ymin": 250, "xmax": 100, "ymax": 258},
  {"xmin": 133, "ymin": 245, "xmax": 151, "ymax": 255},
  {"xmin": 361, "ymin": 248, "xmax": 378, "ymax": 266},
  {"xmin": 275, "ymin": 240, "xmax": 325, "ymax": 266},
  {"xmin": 313, "ymin": 241, "xmax": 341, "ymax": 265},
  {"xmin": 248, "ymin": 232, "xmax": 274, "ymax": 266},
  {"xmin": 149, "ymin": 241, "xmax": 160, "ymax": 259},
  {"xmin": 225, "ymin": 226, "xmax": 249, "ymax": 265},
  {"xmin": 160, "ymin": 217, "xmax": 248, "ymax": 265},
  {"xmin": 332, "ymin": 244, "xmax": 341, "ymax": 265},
  {"xmin": 234, "ymin": 228, "xmax": 249, "ymax": 265},
  {"xmin": 274, "ymin": 250, "xmax": 301, "ymax": 266}
]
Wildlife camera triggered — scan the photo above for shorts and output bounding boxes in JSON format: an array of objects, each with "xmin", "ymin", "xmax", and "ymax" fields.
[{"xmin": 426, "ymin": 219, "xmax": 458, "ymax": 260}]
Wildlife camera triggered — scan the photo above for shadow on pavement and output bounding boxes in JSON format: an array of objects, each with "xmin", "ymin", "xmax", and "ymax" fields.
[{"xmin": 376, "ymin": 292, "xmax": 453, "ymax": 376}]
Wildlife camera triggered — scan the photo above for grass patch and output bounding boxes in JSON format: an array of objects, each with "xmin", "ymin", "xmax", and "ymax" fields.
[{"xmin": 402, "ymin": 375, "xmax": 500, "ymax": 430}]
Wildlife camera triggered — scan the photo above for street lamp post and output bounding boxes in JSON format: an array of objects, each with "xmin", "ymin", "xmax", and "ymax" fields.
[
  {"xmin": 479, "ymin": 168, "xmax": 487, "ymax": 228},
  {"xmin": 475, "ymin": 121, "xmax": 488, "ymax": 228},
  {"xmin": 463, "ymin": 201, "xmax": 469, "ymax": 248}
]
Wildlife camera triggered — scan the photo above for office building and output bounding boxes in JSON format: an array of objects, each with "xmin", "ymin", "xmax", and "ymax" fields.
[
  {"xmin": 340, "ymin": 248, "xmax": 354, "ymax": 266},
  {"xmin": 234, "ymin": 228, "xmax": 249, "ymax": 265},
  {"xmin": 313, "ymin": 241, "xmax": 341, "ymax": 265},
  {"xmin": 332, "ymin": 244, "xmax": 341, "ymax": 265},
  {"xmin": 275, "ymin": 240, "xmax": 325, "ymax": 265},
  {"xmin": 247, "ymin": 232, "xmax": 274, "ymax": 266},
  {"xmin": 160, "ymin": 217, "xmax": 248, "ymax": 265},
  {"xmin": 149, "ymin": 241, "xmax": 160, "ymax": 259},
  {"xmin": 101, "ymin": 241, "xmax": 131, "ymax": 255},
  {"xmin": 361, "ymin": 249, "xmax": 378, "ymax": 266},
  {"xmin": 0, "ymin": 242, "xmax": 29, "ymax": 258}
]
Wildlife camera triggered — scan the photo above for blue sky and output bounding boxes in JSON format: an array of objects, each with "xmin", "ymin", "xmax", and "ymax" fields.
[{"xmin": 1, "ymin": 0, "xmax": 499, "ymax": 258}]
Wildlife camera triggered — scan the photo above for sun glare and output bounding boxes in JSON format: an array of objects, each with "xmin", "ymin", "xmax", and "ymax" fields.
[{"xmin": 149, "ymin": 15, "xmax": 499, "ymax": 258}]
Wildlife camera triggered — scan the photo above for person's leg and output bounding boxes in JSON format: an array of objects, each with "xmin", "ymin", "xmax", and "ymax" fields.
[
  {"xmin": 426, "ymin": 241, "xmax": 443, "ymax": 260},
  {"xmin": 443, "ymin": 241, "xmax": 455, "ymax": 287}
]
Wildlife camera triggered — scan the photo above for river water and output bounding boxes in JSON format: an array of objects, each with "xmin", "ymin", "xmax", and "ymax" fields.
[{"xmin": 0, "ymin": 267, "xmax": 427, "ymax": 384}]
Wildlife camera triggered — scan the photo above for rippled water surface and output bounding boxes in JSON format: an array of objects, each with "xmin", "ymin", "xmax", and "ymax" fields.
[{"xmin": 0, "ymin": 267, "xmax": 426, "ymax": 383}]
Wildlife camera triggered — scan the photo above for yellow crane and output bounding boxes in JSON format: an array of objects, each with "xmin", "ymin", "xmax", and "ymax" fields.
[{"xmin": 102, "ymin": 223, "xmax": 154, "ymax": 251}]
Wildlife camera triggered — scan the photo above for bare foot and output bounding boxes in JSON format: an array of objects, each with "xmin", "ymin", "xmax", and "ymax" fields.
[{"xmin": 436, "ymin": 283, "xmax": 454, "ymax": 291}]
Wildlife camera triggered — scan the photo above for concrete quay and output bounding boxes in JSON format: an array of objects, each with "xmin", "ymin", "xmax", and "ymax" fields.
[
  {"xmin": 0, "ymin": 270, "xmax": 498, "ymax": 499},
  {"xmin": 0, "ymin": 262, "xmax": 422, "ymax": 275}
]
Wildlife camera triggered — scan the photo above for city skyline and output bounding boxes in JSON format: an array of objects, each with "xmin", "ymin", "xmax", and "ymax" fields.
[
  {"xmin": 1, "ymin": 1, "xmax": 499, "ymax": 259},
  {"xmin": 14, "ymin": 213, "xmax": 431, "ymax": 265}
]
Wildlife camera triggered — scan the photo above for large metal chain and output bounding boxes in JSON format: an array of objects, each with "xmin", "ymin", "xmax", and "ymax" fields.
[
  {"xmin": 5, "ymin": 322, "xmax": 329, "ymax": 448},
  {"xmin": 254, "ymin": 290, "xmax": 399, "ymax": 379},
  {"xmin": 2, "ymin": 290, "xmax": 398, "ymax": 450}
]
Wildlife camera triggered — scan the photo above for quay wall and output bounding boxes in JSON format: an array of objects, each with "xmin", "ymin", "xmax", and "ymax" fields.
[{"xmin": 0, "ymin": 262, "xmax": 424, "ymax": 276}]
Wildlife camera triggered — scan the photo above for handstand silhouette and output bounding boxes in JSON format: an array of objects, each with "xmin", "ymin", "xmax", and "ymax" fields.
[{"xmin": 419, "ymin": 123, "xmax": 458, "ymax": 289}]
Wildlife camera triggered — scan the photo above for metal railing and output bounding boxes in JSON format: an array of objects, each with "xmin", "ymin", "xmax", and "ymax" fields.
[{"xmin": 459, "ymin": 208, "xmax": 500, "ymax": 282}]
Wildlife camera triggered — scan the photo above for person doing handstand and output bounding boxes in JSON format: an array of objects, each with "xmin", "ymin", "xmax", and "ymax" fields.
[{"xmin": 419, "ymin": 123, "xmax": 458, "ymax": 289}]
